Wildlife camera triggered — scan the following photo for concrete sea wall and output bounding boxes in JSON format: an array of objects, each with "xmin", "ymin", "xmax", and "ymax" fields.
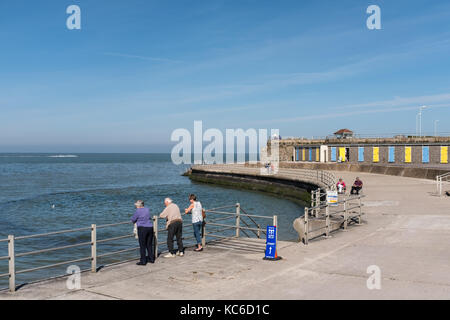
[{"xmin": 188, "ymin": 168, "xmax": 317, "ymax": 206}]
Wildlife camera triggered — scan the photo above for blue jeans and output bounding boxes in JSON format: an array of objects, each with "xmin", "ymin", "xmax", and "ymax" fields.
[{"xmin": 192, "ymin": 221, "xmax": 203, "ymax": 245}]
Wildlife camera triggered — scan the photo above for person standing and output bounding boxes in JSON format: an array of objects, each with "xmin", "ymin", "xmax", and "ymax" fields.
[
  {"xmin": 131, "ymin": 200, "xmax": 154, "ymax": 266},
  {"xmin": 185, "ymin": 194, "xmax": 204, "ymax": 252},
  {"xmin": 159, "ymin": 197, "xmax": 184, "ymax": 258}
]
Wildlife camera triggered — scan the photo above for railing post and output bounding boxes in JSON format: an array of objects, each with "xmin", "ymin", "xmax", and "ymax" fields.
[
  {"xmin": 236, "ymin": 203, "xmax": 240, "ymax": 238},
  {"xmin": 311, "ymin": 190, "xmax": 316, "ymax": 217},
  {"xmin": 201, "ymin": 220, "xmax": 206, "ymax": 247},
  {"xmin": 343, "ymin": 200, "xmax": 348, "ymax": 230},
  {"xmin": 91, "ymin": 224, "xmax": 97, "ymax": 273},
  {"xmin": 153, "ymin": 216, "xmax": 159, "ymax": 258},
  {"xmin": 436, "ymin": 175, "xmax": 439, "ymax": 195},
  {"xmin": 325, "ymin": 205, "xmax": 330, "ymax": 237},
  {"xmin": 304, "ymin": 207, "xmax": 309, "ymax": 245},
  {"xmin": 8, "ymin": 235, "xmax": 15, "ymax": 293},
  {"xmin": 358, "ymin": 196, "xmax": 362, "ymax": 225},
  {"xmin": 315, "ymin": 189, "xmax": 320, "ymax": 218}
]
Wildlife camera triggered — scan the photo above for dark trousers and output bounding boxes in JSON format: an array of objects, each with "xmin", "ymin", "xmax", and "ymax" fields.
[
  {"xmin": 167, "ymin": 221, "xmax": 183, "ymax": 254},
  {"xmin": 138, "ymin": 226, "xmax": 154, "ymax": 263},
  {"xmin": 351, "ymin": 186, "xmax": 362, "ymax": 195}
]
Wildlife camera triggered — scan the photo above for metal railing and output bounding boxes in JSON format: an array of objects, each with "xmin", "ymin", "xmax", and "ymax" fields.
[
  {"xmin": 204, "ymin": 203, "xmax": 276, "ymax": 244},
  {"xmin": 301, "ymin": 188, "xmax": 365, "ymax": 245},
  {"xmin": 436, "ymin": 172, "xmax": 450, "ymax": 196},
  {"xmin": 0, "ymin": 204, "xmax": 276, "ymax": 293},
  {"xmin": 0, "ymin": 222, "xmax": 139, "ymax": 293},
  {"xmin": 192, "ymin": 164, "xmax": 337, "ymax": 191}
]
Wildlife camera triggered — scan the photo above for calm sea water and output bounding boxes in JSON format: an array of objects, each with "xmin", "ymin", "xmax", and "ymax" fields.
[{"xmin": 0, "ymin": 153, "xmax": 303, "ymax": 289}]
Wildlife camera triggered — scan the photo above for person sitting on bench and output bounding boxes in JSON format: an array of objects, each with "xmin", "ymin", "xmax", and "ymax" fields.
[
  {"xmin": 351, "ymin": 177, "xmax": 363, "ymax": 195},
  {"xmin": 336, "ymin": 178, "xmax": 346, "ymax": 194}
]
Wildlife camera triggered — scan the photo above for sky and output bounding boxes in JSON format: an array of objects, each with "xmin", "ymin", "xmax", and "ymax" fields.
[{"xmin": 0, "ymin": 0, "xmax": 450, "ymax": 152}]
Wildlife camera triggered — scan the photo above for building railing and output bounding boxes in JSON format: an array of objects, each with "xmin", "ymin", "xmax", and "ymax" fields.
[
  {"xmin": 0, "ymin": 204, "xmax": 276, "ymax": 293},
  {"xmin": 436, "ymin": 172, "xmax": 450, "ymax": 196},
  {"xmin": 192, "ymin": 164, "xmax": 337, "ymax": 191},
  {"xmin": 301, "ymin": 188, "xmax": 365, "ymax": 245}
]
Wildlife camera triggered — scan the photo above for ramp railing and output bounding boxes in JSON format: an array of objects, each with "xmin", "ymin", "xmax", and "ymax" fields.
[
  {"xmin": 301, "ymin": 188, "xmax": 365, "ymax": 245},
  {"xmin": 436, "ymin": 172, "xmax": 450, "ymax": 196}
]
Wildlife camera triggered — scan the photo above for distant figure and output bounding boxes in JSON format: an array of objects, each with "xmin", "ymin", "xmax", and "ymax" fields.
[
  {"xmin": 351, "ymin": 177, "xmax": 363, "ymax": 195},
  {"xmin": 131, "ymin": 200, "xmax": 154, "ymax": 265},
  {"xmin": 160, "ymin": 198, "xmax": 184, "ymax": 258},
  {"xmin": 185, "ymin": 194, "xmax": 204, "ymax": 252},
  {"xmin": 336, "ymin": 178, "xmax": 346, "ymax": 194}
]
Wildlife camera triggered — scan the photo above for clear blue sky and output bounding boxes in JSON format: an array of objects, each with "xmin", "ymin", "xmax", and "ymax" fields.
[{"xmin": 1, "ymin": 0, "xmax": 450, "ymax": 152}]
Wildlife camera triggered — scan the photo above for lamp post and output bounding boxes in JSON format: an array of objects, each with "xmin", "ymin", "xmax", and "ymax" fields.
[
  {"xmin": 418, "ymin": 105, "xmax": 427, "ymax": 137},
  {"xmin": 434, "ymin": 120, "xmax": 439, "ymax": 137}
]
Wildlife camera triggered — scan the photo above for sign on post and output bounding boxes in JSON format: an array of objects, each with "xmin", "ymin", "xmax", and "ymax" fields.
[
  {"xmin": 264, "ymin": 226, "xmax": 281, "ymax": 261},
  {"xmin": 327, "ymin": 190, "xmax": 338, "ymax": 207}
]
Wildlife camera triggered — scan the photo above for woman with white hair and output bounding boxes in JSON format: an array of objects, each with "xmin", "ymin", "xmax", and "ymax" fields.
[{"xmin": 131, "ymin": 200, "xmax": 154, "ymax": 265}]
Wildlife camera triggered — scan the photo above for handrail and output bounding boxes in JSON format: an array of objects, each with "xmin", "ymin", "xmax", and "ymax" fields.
[
  {"xmin": 97, "ymin": 234, "xmax": 134, "ymax": 244},
  {"xmin": 301, "ymin": 189, "xmax": 365, "ymax": 245},
  {"xmin": 436, "ymin": 172, "xmax": 450, "ymax": 196},
  {"xmin": 96, "ymin": 221, "xmax": 132, "ymax": 229},
  {"xmin": 97, "ymin": 247, "xmax": 140, "ymax": 259},
  {"xmin": 192, "ymin": 164, "xmax": 337, "ymax": 190},
  {"xmin": 437, "ymin": 172, "xmax": 450, "ymax": 178},
  {"xmin": 1, "ymin": 203, "xmax": 276, "ymax": 293},
  {"xmin": 15, "ymin": 241, "xmax": 92, "ymax": 258},
  {"xmin": 14, "ymin": 226, "xmax": 92, "ymax": 240}
]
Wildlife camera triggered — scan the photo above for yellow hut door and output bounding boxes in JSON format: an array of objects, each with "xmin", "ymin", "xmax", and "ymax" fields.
[
  {"xmin": 405, "ymin": 146, "xmax": 412, "ymax": 163},
  {"xmin": 339, "ymin": 147, "xmax": 346, "ymax": 162},
  {"xmin": 373, "ymin": 147, "xmax": 380, "ymax": 163},
  {"xmin": 441, "ymin": 146, "xmax": 449, "ymax": 164}
]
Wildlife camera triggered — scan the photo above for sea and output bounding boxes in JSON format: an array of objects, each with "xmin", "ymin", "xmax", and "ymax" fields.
[{"xmin": 0, "ymin": 153, "xmax": 304, "ymax": 289}]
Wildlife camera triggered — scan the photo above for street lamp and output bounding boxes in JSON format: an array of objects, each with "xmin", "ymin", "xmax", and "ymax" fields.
[
  {"xmin": 434, "ymin": 120, "xmax": 439, "ymax": 137},
  {"xmin": 417, "ymin": 105, "xmax": 428, "ymax": 137}
]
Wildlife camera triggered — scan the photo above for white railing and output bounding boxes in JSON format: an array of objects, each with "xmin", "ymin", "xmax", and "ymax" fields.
[{"xmin": 436, "ymin": 172, "xmax": 450, "ymax": 196}]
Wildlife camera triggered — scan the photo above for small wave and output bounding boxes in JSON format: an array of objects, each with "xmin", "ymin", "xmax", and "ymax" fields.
[{"xmin": 48, "ymin": 155, "xmax": 79, "ymax": 158}]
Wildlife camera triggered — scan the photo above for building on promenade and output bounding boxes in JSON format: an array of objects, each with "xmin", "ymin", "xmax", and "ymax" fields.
[{"xmin": 278, "ymin": 130, "xmax": 450, "ymax": 165}]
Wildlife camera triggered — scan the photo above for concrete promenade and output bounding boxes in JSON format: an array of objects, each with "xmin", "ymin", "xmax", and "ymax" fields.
[{"xmin": 1, "ymin": 166, "xmax": 449, "ymax": 299}]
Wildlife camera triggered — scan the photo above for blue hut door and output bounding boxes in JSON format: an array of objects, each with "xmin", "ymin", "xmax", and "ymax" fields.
[
  {"xmin": 388, "ymin": 146, "xmax": 395, "ymax": 163},
  {"xmin": 422, "ymin": 146, "xmax": 429, "ymax": 163}
]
